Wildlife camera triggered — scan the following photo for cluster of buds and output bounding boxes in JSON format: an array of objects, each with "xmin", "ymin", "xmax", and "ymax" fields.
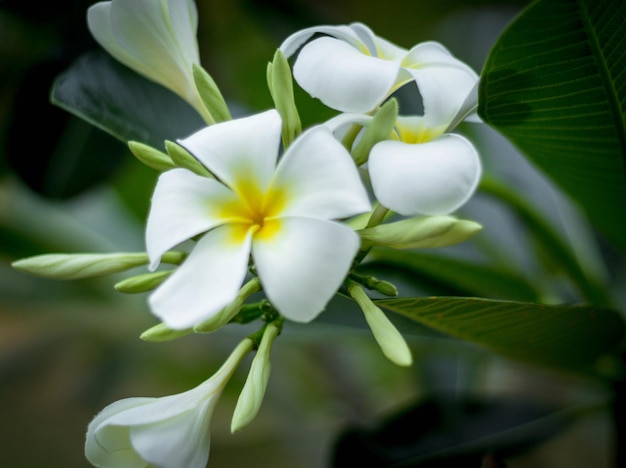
[{"xmin": 12, "ymin": 0, "xmax": 483, "ymax": 466}]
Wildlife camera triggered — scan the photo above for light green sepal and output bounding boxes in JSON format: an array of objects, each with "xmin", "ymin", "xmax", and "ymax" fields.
[
  {"xmin": 128, "ymin": 141, "xmax": 176, "ymax": 171},
  {"xmin": 114, "ymin": 270, "xmax": 172, "ymax": 293},
  {"xmin": 192, "ymin": 63, "xmax": 231, "ymax": 124},
  {"xmin": 12, "ymin": 252, "xmax": 152, "ymax": 280},
  {"xmin": 267, "ymin": 49, "xmax": 302, "ymax": 148},
  {"xmin": 165, "ymin": 140, "xmax": 212, "ymax": 177},
  {"xmin": 359, "ymin": 216, "xmax": 482, "ymax": 250},
  {"xmin": 352, "ymin": 99, "xmax": 398, "ymax": 165},
  {"xmin": 140, "ymin": 322, "xmax": 193, "ymax": 342},
  {"xmin": 194, "ymin": 278, "xmax": 262, "ymax": 333}
]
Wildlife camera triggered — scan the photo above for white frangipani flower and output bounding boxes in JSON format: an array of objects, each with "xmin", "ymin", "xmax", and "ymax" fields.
[
  {"xmin": 87, "ymin": 0, "xmax": 209, "ymax": 120},
  {"xmin": 368, "ymin": 114, "xmax": 482, "ymax": 216},
  {"xmin": 85, "ymin": 338, "xmax": 253, "ymax": 468},
  {"xmin": 147, "ymin": 110, "xmax": 371, "ymax": 329},
  {"xmin": 280, "ymin": 22, "xmax": 478, "ymax": 119}
]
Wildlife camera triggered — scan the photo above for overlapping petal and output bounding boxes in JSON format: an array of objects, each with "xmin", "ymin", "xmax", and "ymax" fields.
[
  {"xmin": 179, "ymin": 110, "xmax": 282, "ymax": 195},
  {"xmin": 146, "ymin": 168, "xmax": 239, "ymax": 269},
  {"xmin": 87, "ymin": 0, "xmax": 202, "ymax": 113},
  {"xmin": 272, "ymin": 126, "xmax": 371, "ymax": 219},
  {"xmin": 149, "ymin": 224, "xmax": 253, "ymax": 329},
  {"xmin": 369, "ymin": 134, "xmax": 481, "ymax": 216},
  {"xmin": 293, "ymin": 37, "xmax": 401, "ymax": 113},
  {"xmin": 85, "ymin": 339, "xmax": 252, "ymax": 468},
  {"xmin": 252, "ymin": 217, "xmax": 360, "ymax": 322}
]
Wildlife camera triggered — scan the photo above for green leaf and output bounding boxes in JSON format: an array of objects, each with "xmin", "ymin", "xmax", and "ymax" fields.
[
  {"xmin": 51, "ymin": 50, "xmax": 204, "ymax": 149},
  {"xmin": 366, "ymin": 250, "xmax": 541, "ymax": 302},
  {"xmin": 377, "ymin": 296, "xmax": 624, "ymax": 375},
  {"xmin": 478, "ymin": 0, "xmax": 626, "ymax": 252}
]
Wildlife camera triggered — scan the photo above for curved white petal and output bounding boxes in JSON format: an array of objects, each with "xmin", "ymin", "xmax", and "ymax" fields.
[
  {"xmin": 369, "ymin": 134, "xmax": 481, "ymax": 216},
  {"xmin": 293, "ymin": 37, "xmax": 401, "ymax": 113},
  {"xmin": 179, "ymin": 110, "xmax": 282, "ymax": 195},
  {"xmin": 280, "ymin": 23, "xmax": 366, "ymax": 58},
  {"xmin": 86, "ymin": 397, "xmax": 152, "ymax": 468},
  {"xmin": 252, "ymin": 217, "xmax": 359, "ymax": 322},
  {"xmin": 272, "ymin": 126, "xmax": 371, "ymax": 219},
  {"xmin": 403, "ymin": 42, "xmax": 478, "ymax": 127},
  {"xmin": 149, "ymin": 224, "xmax": 253, "ymax": 329},
  {"xmin": 87, "ymin": 0, "xmax": 200, "ymax": 108},
  {"xmin": 146, "ymin": 168, "xmax": 237, "ymax": 269}
]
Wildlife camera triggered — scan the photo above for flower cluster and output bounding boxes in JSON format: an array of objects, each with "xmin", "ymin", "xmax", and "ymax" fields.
[{"xmin": 12, "ymin": 1, "xmax": 484, "ymax": 466}]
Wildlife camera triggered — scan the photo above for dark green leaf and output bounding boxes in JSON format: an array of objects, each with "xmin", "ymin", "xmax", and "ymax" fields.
[
  {"xmin": 51, "ymin": 50, "xmax": 205, "ymax": 149},
  {"xmin": 365, "ymin": 250, "xmax": 541, "ymax": 302},
  {"xmin": 478, "ymin": 0, "xmax": 626, "ymax": 252},
  {"xmin": 377, "ymin": 297, "xmax": 624, "ymax": 375}
]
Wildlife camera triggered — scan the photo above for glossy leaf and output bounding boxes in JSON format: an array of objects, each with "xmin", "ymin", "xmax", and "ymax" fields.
[
  {"xmin": 377, "ymin": 296, "xmax": 624, "ymax": 375},
  {"xmin": 51, "ymin": 50, "xmax": 205, "ymax": 149},
  {"xmin": 478, "ymin": 0, "xmax": 626, "ymax": 252},
  {"xmin": 365, "ymin": 250, "xmax": 541, "ymax": 302}
]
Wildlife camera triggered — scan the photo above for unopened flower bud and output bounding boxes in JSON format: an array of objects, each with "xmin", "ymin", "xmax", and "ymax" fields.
[
  {"xmin": 140, "ymin": 322, "xmax": 193, "ymax": 342},
  {"xmin": 115, "ymin": 270, "xmax": 172, "ymax": 293},
  {"xmin": 128, "ymin": 141, "xmax": 175, "ymax": 172}
]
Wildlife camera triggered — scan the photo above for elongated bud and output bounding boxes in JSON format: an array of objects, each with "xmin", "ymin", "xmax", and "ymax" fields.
[
  {"xmin": 192, "ymin": 63, "xmax": 232, "ymax": 124},
  {"xmin": 348, "ymin": 282, "xmax": 412, "ymax": 367},
  {"xmin": 165, "ymin": 140, "xmax": 212, "ymax": 177},
  {"xmin": 12, "ymin": 252, "xmax": 182, "ymax": 280},
  {"xmin": 115, "ymin": 270, "xmax": 172, "ymax": 294},
  {"xmin": 128, "ymin": 141, "xmax": 175, "ymax": 171},
  {"xmin": 231, "ymin": 321, "xmax": 281, "ymax": 432},
  {"xmin": 359, "ymin": 215, "xmax": 482, "ymax": 250},
  {"xmin": 194, "ymin": 278, "xmax": 262, "ymax": 333},
  {"xmin": 267, "ymin": 49, "xmax": 302, "ymax": 148},
  {"xmin": 140, "ymin": 322, "xmax": 193, "ymax": 342},
  {"xmin": 352, "ymin": 98, "xmax": 398, "ymax": 165}
]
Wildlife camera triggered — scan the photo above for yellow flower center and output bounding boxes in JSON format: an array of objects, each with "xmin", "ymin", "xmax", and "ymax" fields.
[
  {"xmin": 393, "ymin": 121, "xmax": 447, "ymax": 144},
  {"xmin": 217, "ymin": 177, "xmax": 287, "ymax": 244}
]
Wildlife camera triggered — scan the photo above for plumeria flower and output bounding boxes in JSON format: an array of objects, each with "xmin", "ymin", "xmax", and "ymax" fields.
[
  {"xmin": 147, "ymin": 109, "xmax": 371, "ymax": 329},
  {"xmin": 280, "ymin": 22, "xmax": 479, "ymax": 120},
  {"xmin": 85, "ymin": 338, "xmax": 253, "ymax": 468},
  {"xmin": 87, "ymin": 0, "xmax": 210, "ymax": 120}
]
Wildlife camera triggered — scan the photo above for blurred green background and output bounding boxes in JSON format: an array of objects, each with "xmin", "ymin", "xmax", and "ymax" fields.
[{"xmin": 1, "ymin": 0, "xmax": 619, "ymax": 466}]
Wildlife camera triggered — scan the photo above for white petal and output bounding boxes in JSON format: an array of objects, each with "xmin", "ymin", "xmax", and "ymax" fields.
[
  {"xmin": 149, "ymin": 224, "xmax": 253, "ymax": 329},
  {"xmin": 369, "ymin": 134, "xmax": 481, "ymax": 216},
  {"xmin": 179, "ymin": 110, "xmax": 281, "ymax": 195},
  {"xmin": 293, "ymin": 37, "xmax": 401, "ymax": 113},
  {"xmin": 86, "ymin": 398, "xmax": 152, "ymax": 468},
  {"xmin": 146, "ymin": 168, "xmax": 237, "ymax": 269},
  {"xmin": 252, "ymin": 217, "xmax": 359, "ymax": 322},
  {"xmin": 280, "ymin": 24, "xmax": 366, "ymax": 58},
  {"xmin": 87, "ymin": 0, "xmax": 200, "ymax": 107},
  {"xmin": 272, "ymin": 126, "xmax": 371, "ymax": 219},
  {"xmin": 130, "ymin": 405, "xmax": 212, "ymax": 468},
  {"xmin": 403, "ymin": 42, "xmax": 478, "ymax": 127}
]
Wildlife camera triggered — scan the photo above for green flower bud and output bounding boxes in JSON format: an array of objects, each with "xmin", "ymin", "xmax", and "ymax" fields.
[
  {"xmin": 192, "ymin": 63, "xmax": 231, "ymax": 124},
  {"xmin": 165, "ymin": 140, "xmax": 213, "ymax": 177},
  {"xmin": 348, "ymin": 282, "xmax": 412, "ymax": 367},
  {"xmin": 194, "ymin": 278, "xmax": 262, "ymax": 333},
  {"xmin": 114, "ymin": 270, "xmax": 172, "ymax": 294},
  {"xmin": 350, "ymin": 272, "xmax": 398, "ymax": 297},
  {"xmin": 267, "ymin": 49, "xmax": 302, "ymax": 148},
  {"xmin": 352, "ymin": 98, "xmax": 398, "ymax": 165},
  {"xmin": 140, "ymin": 322, "xmax": 193, "ymax": 342},
  {"xmin": 231, "ymin": 321, "xmax": 281, "ymax": 433},
  {"xmin": 359, "ymin": 215, "xmax": 482, "ymax": 250},
  {"xmin": 11, "ymin": 252, "xmax": 178, "ymax": 280},
  {"xmin": 128, "ymin": 141, "xmax": 175, "ymax": 172}
]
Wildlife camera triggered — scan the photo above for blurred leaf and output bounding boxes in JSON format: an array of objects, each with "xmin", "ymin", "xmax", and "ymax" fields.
[
  {"xmin": 478, "ymin": 0, "xmax": 626, "ymax": 252},
  {"xmin": 365, "ymin": 250, "xmax": 541, "ymax": 302},
  {"xmin": 377, "ymin": 297, "xmax": 624, "ymax": 375},
  {"xmin": 333, "ymin": 394, "xmax": 582, "ymax": 467},
  {"xmin": 51, "ymin": 50, "xmax": 205, "ymax": 149}
]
